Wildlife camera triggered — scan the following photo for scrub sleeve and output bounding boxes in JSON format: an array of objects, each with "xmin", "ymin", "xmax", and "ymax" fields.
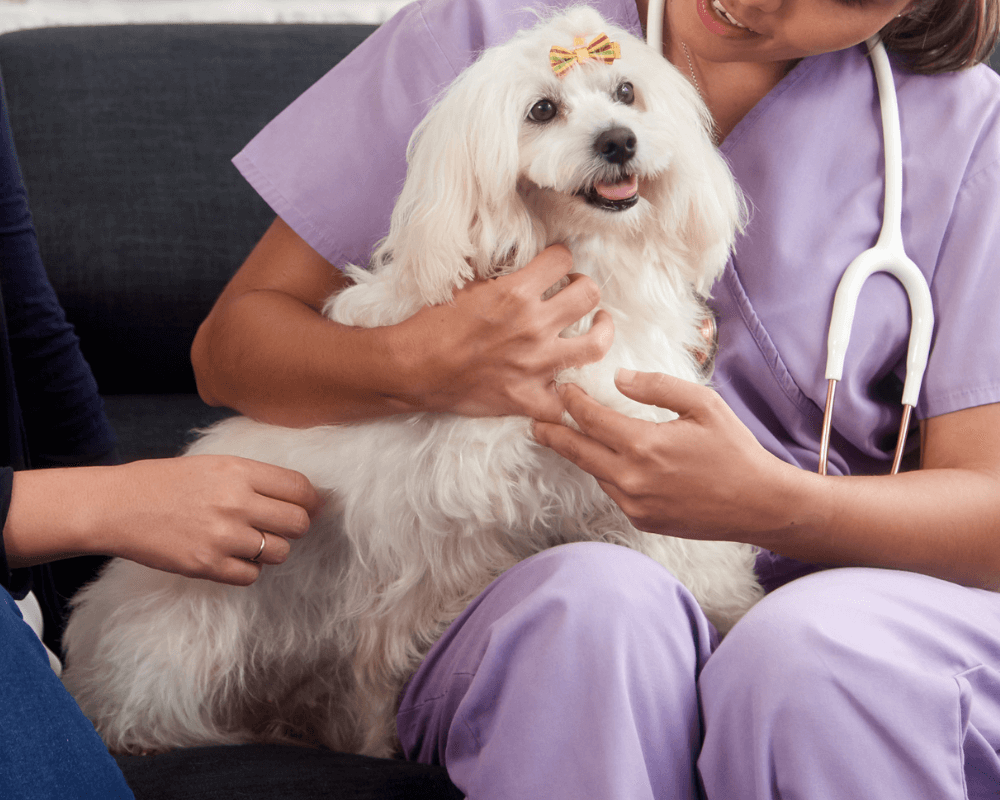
[{"xmin": 233, "ymin": 1, "xmax": 1000, "ymax": 796}]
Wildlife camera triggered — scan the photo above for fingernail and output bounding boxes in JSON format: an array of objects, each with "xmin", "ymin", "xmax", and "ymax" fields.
[{"xmin": 616, "ymin": 368, "xmax": 636, "ymax": 384}]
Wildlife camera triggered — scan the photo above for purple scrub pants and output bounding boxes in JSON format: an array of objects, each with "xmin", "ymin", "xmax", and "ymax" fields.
[{"xmin": 397, "ymin": 542, "xmax": 1000, "ymax": 799}]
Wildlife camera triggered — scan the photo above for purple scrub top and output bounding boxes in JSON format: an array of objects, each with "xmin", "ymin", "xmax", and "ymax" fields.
[{"xmin": 233, "ymin": 0, "xmax": 1000, "ymax": 588}]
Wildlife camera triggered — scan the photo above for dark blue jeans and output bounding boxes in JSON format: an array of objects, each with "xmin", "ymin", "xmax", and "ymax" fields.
[{"xmin": 0, "ymin": 586, "xmax": 133, "ymax": 798}]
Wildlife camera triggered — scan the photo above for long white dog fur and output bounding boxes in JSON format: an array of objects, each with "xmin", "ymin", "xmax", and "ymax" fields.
[{"xmin": 62, "ymin": 7, "xmax": 762, "ymax": 758}]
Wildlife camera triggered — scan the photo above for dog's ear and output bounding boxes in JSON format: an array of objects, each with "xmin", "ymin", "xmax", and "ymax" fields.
[
  {"xmin": 665, "ymin": 79, "xmax": 747, "ymax": 297},
  {"xmin": 676, "ymin": 134, "xmax": 746, "ymax": 296},
  {"xmin": 376, "ymin": 50, "xmax": 538, "ymax": 307},
  {"xmin": 636, "ymin": 51, "xmax": 746, "ymax": 297}
]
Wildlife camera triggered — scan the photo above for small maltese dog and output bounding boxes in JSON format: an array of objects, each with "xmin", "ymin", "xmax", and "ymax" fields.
[{"xmin": 63, "ymin": 7, "xmax": 761, "ymax": 758}]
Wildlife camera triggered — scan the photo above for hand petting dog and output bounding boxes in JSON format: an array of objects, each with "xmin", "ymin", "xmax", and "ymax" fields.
[
  {"xmin": 5, "ymin": 456, "xmax": 322, "ymax": 585},
  {"xmin": 400, "ymin": 244, "xmax": 614, "ymax": 424},
  {"xmin": 535, "ymin": 370, "xmax": 799, "ymax": 543}
]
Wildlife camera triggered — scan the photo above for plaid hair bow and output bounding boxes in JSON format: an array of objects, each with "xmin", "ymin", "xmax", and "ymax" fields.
[{"xmin": 549, "ymin": 33, "xmax": 621, "ymax": 77}]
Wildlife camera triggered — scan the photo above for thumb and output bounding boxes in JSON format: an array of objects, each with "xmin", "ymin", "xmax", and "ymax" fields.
[{"xmin": 614, "ymin": 369, "xmax": 708, "ymax": 417}]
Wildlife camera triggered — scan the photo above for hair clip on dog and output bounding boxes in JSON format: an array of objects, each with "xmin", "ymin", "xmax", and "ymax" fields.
[{"xmin": 549, "ymin": 33, "xmax": 621, "ymax": 77}]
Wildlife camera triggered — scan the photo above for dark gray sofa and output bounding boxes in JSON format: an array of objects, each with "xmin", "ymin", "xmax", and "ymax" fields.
[
  {"xmin": 0, "ymin": 23, "xmax": 373, "ymax": 463},
  {"xmin": 0, "ymin": 23, "xmax": 462, "ymax": 800}
]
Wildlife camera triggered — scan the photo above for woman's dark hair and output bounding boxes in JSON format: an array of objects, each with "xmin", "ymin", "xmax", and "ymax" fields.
[{"xmin": 882, "ymin": 0, "xmax": 1000, "ymax": 73}]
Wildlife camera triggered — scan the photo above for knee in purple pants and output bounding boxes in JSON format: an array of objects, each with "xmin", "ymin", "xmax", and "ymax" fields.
[
  {"xmin": 698, "ymin": 568, "xmax": 1000, "ymax": 800},
  {"xmin": 397, "ymin": 541, "xmax": 718, "ymax": 800}
]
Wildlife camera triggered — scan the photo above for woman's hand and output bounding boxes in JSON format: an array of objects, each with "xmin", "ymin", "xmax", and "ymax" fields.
[
  {"xmin": 533, "ymin": 369, "xmax": 798, "ymax": 540},
  {"xmin": 535, "ymin": 370, "xmax": 1000, "ymax": 589},
  {"xmin": 193, "ymin": 219, "xmax": 612, "ymax": 427},
  {"xmin": 5, "ymin": 456, "xmax": 324, "ymax": 586},
  {"xmin": 395, "ymin": 244, "xmax": 615, "ymax": 423}
]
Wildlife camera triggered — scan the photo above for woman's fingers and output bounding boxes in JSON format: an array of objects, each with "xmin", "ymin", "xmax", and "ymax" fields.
[
  {"xmin": 614, "ymin": 369, "xmax": 707, "ymax": 417},
  {"xmin": 533, "ymin": 383, "xmax": 639, "ymax": 480},
  {"xmin": 221, "ymin": 460, "xmax": 322, "ymax": 576},
  {"xmin": 555, "ymin": 308, "xmax": 615, "ymax": 368},
  {"xmin": 235, "ymin": 528, "xmax": 292, "ymax": 565},
  {"xmin": 104, "ymin": 456, "xmax": 325, "ymax": 585},
  {"xmin": 247, "ymin": 460, "xmax": 324, "ymax": 520},
  {"xmin": 244, "ymin": 461, "xmax": 322, "ymax": 541},
  {"xmin": 410, "ymin": 244, "xmax": 616, "ymax": 422},
  {"xmin": 533, "ymin": 415, "xmax": 618, "ymax": 482},
  {"xmin": 558, "ymin": 382, "xmax": 646, "ymax": 451},
  {"xmin": 545, "ymin": 270, "xmax": 600, "ymax": 321},
  {"xmin": 514, "ymin": 243, "xmax": 575, "ymax": 293},
  {"xmin": 535, "ymin": 370, "xmax": 788, "ymax": 540}
]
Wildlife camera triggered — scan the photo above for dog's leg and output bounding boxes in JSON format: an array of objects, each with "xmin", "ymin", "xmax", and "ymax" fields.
[{"xmin": 62, "ymin": 559, "xmax": 253, "ymax": 752}]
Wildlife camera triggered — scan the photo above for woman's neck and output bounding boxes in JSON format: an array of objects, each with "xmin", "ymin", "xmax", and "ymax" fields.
[
  {"xmin": 670, "ymin": 48, "xmax": 792, "ymax": 141},
  {"xmin": 635, "ymin": 0, "xmax": 792, "ymax": 141}
]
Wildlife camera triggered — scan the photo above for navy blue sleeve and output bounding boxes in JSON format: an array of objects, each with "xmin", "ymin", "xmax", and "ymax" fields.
[
  {"xmin": 1, "ymin": 88, "xmax": 116, "ymax": 641},
  {"xmin": 0, "ymin": 88, "xmax": 116, "ymax": 469}
]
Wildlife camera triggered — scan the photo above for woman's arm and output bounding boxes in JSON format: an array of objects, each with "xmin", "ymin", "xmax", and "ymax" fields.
[
  {"xmin": 534, "ymin": 370, "xmax": 1000, "ymax": 590},
  {"xmin": 3, "ymin": 456, "xmax": 323, "ymax": 586},
  {"xmin": 191, "ymin": 218, "xmax": 615, "ymax": 427}
]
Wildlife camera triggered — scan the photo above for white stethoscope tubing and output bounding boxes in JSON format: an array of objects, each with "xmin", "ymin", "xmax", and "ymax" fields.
[
  {"xmin": 646, "ymin": 0, "xmax": 664, "ymax": 52},
  {"xmin": 643, "ymin": 6, "xmax": 933, "ymax": 475},
  {"xmin": 819, "ymin": 37, "xmax": 934, "ymax": 475}
]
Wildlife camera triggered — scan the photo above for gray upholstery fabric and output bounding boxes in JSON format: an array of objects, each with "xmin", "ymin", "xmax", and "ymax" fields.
[
  {"xmin": 101, "ymin": 393, "xmax": 234, "ymax": 460},
  {"xmin": 0, "ymin": 24, "xmax": 374, "ymax": 396},
  {"xmin": 0, "ymin": 23, "xmax": 374, "ymax": 459}
]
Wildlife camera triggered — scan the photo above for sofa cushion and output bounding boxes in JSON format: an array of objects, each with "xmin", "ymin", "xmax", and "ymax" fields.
[
  {"xmin": 101, "ymin": 393, "xmax": 234, "ymax": 460},
  {"xmin": 0, "ymin": 24, "xmax": 375, "ymax": 396}
]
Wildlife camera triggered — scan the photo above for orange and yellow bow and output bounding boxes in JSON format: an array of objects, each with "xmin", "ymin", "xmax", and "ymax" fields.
[{"xmin": 549, "ymin": 33, "xmax": 621, "ymax": 77}]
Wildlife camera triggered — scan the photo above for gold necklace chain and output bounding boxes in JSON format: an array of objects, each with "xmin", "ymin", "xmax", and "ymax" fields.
[{"xmin": 680, "ymin": 42, "xmax": 702, "ymax": 97}]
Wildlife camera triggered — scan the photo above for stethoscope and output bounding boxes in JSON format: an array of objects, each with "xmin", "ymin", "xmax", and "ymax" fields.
[{"xmin": 644, "ymin": 1, "xmax": 934, "ymax": 476}]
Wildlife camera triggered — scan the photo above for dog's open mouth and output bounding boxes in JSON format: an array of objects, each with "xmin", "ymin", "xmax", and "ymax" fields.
[{"xmin": 581, "ymin": 174, "xmax": 639, "ymax": 211}]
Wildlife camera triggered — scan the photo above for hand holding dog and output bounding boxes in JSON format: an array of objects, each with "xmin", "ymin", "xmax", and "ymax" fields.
[
  {"xmin": 534, "ymin": 370, "xmax": 799, "ymax": 542},
  {"xmin": 5, "ymin": 456, "xmax": 322, "ymax": 586},
  {"xmin": 398, "ymin": 245, "xmax": 615, "ymax": 423}
]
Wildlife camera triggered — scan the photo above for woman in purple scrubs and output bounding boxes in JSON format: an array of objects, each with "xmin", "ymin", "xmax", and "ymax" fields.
[{"xmin": 193, "ymin": 0, "xmax": 1000, "ymax": 796}]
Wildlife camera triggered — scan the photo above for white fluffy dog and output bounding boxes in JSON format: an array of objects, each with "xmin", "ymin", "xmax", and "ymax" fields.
[{"xmin": 63, "ymin": 7, "xmax": 761, "ymax": 758}]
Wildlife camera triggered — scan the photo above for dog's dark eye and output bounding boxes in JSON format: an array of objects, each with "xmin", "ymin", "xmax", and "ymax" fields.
[
  {"xmin": 615, "ymin": 82, "xmax": 635, "ymax": 105},
  {"xmin": 528, "ymin": 98, "xmax": 558, "ymax": 122}
]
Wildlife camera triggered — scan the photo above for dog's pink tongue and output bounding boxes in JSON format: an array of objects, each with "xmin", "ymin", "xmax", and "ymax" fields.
[{"xmin": 594, "ymin": 175, "xmax": 638, "ymax": 201}]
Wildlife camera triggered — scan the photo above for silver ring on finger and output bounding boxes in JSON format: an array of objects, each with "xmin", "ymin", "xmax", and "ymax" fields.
[{"xmin": 249, "ymin": 531, "xmax": 267, "ymax": 564}]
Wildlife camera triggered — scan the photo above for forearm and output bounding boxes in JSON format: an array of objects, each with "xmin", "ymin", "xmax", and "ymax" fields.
[
  {"xmin": 192, "ymin": 218, "xmax": 612, "ymax": 427},
  {"xmin": 537, "ymin": 374, "xmax": 1000, "ymax": 592},
  {"xmin": 5, "ymin": 467, "xmax": 121, "ymax": 567},
  {"xmin": 192, "ymin": 217, "xmax": 419, "ymax": 427},
  {"xmin": 193, "ymin": 288, "xmax": 421, "ymax": 428},
  {"xmin": 4, "ymin": 458, "xmax": 321, "ymax": 585},
  {"xmin": 762, "ymin": 463, "xmax": 1000, "ymax": 590}
]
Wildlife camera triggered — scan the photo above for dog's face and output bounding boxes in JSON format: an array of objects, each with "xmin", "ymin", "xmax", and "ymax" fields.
[
  {"xmin": 513, "ymin": 26, "xmax": 705, "ymax": 239},
  {"xmin": 383, "ymin": 7, "xmax": 742, "ymax": 306}
]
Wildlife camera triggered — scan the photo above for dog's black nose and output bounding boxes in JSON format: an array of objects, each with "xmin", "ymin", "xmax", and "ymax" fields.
[{"xmin": 594, "ymin": 126, "xmax": 637, "ymax": 165}]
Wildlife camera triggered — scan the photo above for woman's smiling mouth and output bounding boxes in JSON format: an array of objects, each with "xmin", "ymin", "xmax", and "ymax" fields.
[
  {"xmin": 696, "ymin": 0, "xmax": 757, "ymax": 38},
  {"xmin": 712, "ymin": 0, "xmax": 750, "ymax": 29}
]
